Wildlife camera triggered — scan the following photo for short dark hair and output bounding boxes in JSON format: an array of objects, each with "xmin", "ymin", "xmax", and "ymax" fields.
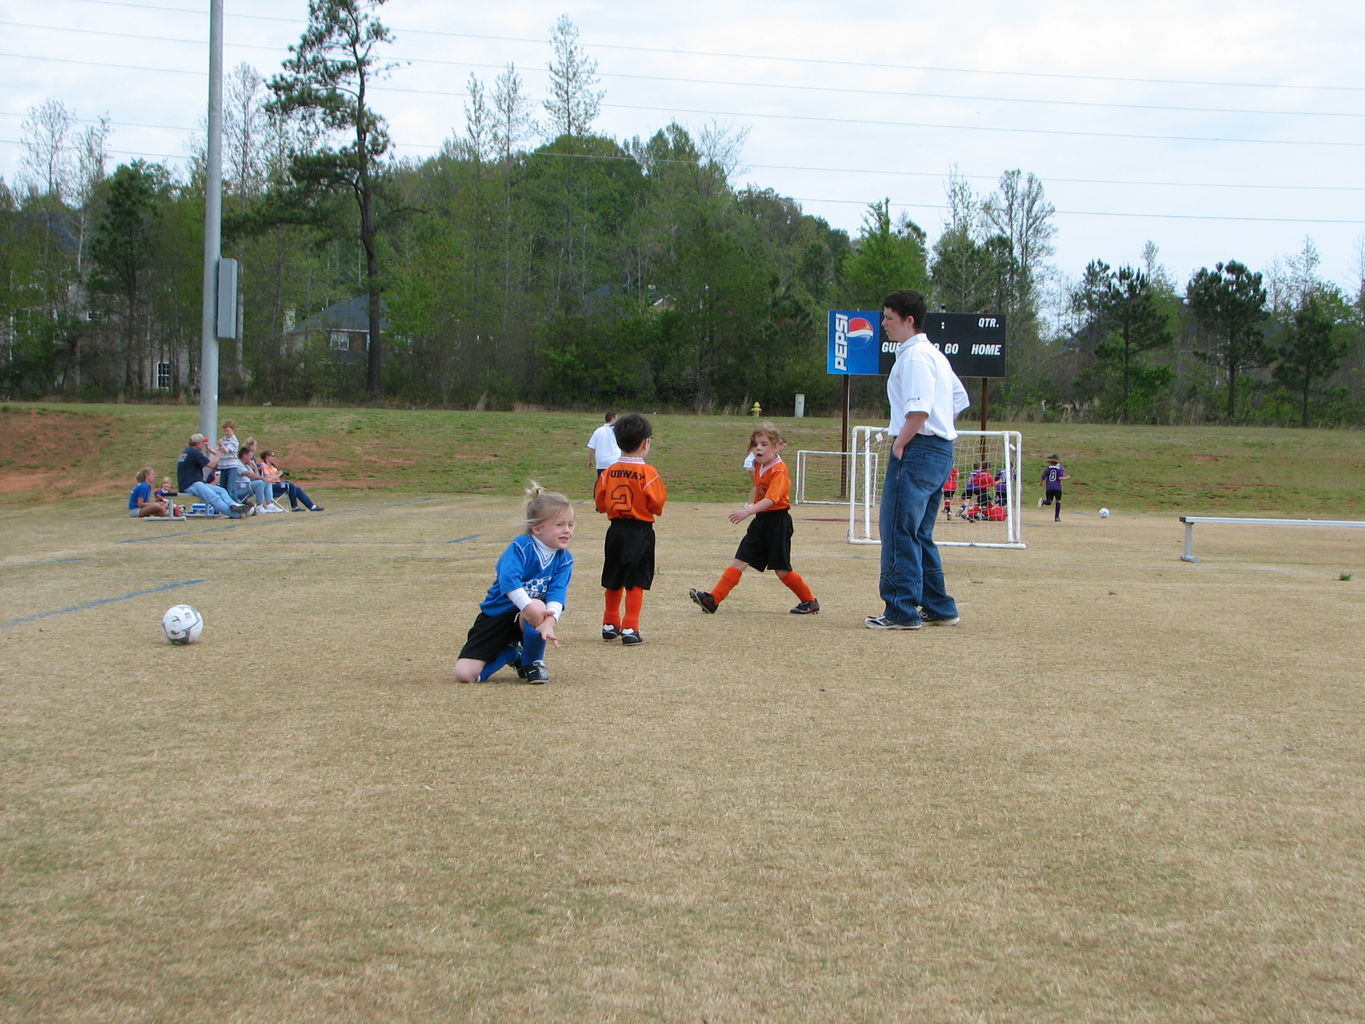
[
  {"xmin": 613, "ymin": 412, "xmax": 652, "ymax": 453},
  {"xmin": 882, "ymin": 289, "xmax": 928, "ymax": 330}
]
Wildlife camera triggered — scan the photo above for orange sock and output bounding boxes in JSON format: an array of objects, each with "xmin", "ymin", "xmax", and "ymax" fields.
[
  {"xmin": 712, "ymin": 566, "xmax": 743, "ymax": 604},
  {"xmin": 623, "ymin": 587, "xmax": 645, "ymax": 631},
  {"xmin": 602, "ymin": 588, "xmax": 624, "ymax": 629},
  {"xmin": 780, "ymin": 570, "xmax": 815, "ymax": 603}
]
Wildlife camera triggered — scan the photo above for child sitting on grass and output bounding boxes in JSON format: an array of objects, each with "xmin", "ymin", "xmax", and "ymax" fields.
[
  {"xmin": 128, "ymin": 467, "xmax": 170, "ymax": 518},
  {"xmin": 454, "ymin": 483, "xmax": 576, "ymax": 685}
]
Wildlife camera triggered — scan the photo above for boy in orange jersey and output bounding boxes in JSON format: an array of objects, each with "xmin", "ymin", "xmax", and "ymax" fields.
[
  {"xmin": 594, "ymin": 412, "xmax": 668, "ymax": 646},
  {"xmin": 689, "ymin": 423, "xmax": 819, "ymax": 616}
]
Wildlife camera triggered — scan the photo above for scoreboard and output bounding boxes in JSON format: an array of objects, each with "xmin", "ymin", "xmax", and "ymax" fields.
[{"xmin": 827, "ymin": 310, "xmax": 1007, "ymax": 379}]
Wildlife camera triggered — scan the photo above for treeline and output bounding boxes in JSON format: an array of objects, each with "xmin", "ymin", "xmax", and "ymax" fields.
[{"xmin": 1, "ymin": 5, "xmax": 1360, "ymax": 426}]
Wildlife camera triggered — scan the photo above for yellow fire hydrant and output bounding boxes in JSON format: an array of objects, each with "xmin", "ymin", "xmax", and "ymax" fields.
[{"xmin": 750, "ymin": 401, "xmax": 762, "ymax": 417}]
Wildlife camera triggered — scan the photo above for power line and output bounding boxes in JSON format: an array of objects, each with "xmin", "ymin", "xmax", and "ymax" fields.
[
  {"xmin": 4, "ymin": 51, "xmax": 1360, "ymax": 152},
  {"xmin": 6, "ymin": 16, "xmax": 1363, "ymax": 124},
  {"xmin": 0, "ymin": 51, "xmax": 202, "ymax": 77},
  {"xmin": 5, "ymin": 110, "xmax": 1362, "ymax": 196},
  {"xmin": 53, "ymin": 0, "xmax": 1365, "ymax": 94},
  {"xmin": 3, "ymin": 130, "xmax": 1358, "ymax": 227},
  {"xmin": 5, "ymin": 8, "xmax": 1361, "ymax": 233},
  {"xmin": 604, "ymin": 101, "xmax": 1365, "ymax": 150}
]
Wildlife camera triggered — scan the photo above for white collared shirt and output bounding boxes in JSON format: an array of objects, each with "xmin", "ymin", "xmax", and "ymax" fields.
[{"xmin": 886, "ymin": 333, "xmax": 970, "ymax": 440}]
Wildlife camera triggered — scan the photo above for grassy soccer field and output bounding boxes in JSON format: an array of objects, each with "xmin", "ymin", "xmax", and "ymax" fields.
[{"xmin": 1, "ymin": 405, "xmax": 1363, "ymax": 1022}]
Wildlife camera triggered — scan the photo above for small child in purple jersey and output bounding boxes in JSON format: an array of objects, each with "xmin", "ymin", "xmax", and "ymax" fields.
[{"xmin": 1039, "ymin": 454, "xmax": 1069, "ymax": 521}]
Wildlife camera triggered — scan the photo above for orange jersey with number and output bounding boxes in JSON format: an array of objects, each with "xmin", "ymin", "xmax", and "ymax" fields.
[
  {"xmin": 751, "ymin": 457, "xmax": 792, "ymax": 511},
  {"xmin": 595, "ymin": 458, "xmax": 668, "ymax": 522}
]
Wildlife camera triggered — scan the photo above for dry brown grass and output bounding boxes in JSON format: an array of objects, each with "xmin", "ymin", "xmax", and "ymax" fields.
[{"xmin": 2, "ymin": 494, "xmax": 1362, "ymax": 1022}]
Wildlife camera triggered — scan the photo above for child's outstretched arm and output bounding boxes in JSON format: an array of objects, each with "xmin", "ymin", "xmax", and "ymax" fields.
[
  {"xmin": 521, "ymin": 600, "xmax": 561, "ymax": 649},
  {"xmin": 729, "ymin": 490, "xmax": 773, "ymax": 524}
]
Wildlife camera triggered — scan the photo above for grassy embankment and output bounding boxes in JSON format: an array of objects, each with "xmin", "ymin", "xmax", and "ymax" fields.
[{"xmin": 1, "ymin": 402, "xmax": 1361, "ymax": 515}]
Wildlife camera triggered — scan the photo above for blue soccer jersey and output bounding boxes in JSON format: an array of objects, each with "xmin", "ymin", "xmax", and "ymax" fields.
[{"xmin": 479, "ymin": 533, "xmax": 574, "ymax": 618}]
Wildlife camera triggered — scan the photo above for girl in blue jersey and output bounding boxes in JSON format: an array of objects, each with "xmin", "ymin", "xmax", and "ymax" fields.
[{"xmin": 454, "ymin": 483, "xmax": 576, "ymax": 685}]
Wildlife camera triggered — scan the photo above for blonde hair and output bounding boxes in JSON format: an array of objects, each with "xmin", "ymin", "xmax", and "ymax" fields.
[
  {"xmin": 523, "ymin": 480, "xmax": 573, "ymax": 533},
  {"xmin": 137, "ymin": 467, "xmax": 154, "ymax": 483},
  {"xmin": 749, "ymin": 422, "xmax": 787, "ymax": 450}
]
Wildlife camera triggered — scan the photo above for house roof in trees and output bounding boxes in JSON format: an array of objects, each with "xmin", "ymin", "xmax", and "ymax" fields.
[{"xmin": 287, "ymin": 295, "xmax": 389, "ymax": 335}]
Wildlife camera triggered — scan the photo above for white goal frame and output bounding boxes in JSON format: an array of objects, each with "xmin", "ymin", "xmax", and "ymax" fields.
[
  {"xmin": 848, "ymin": 427, "xmax": 1026, "ymax": 549},
  {"xmin": 794, "ymin": 449, "xmax": 854, "ymax": 506}
]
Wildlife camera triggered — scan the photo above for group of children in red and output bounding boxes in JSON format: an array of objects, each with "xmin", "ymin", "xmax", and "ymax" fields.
[
  {"xmin": 941, "ymin": 461, "xmax": 1010, "ymax": 522},
  {"xmin": 455, "ymin": 413, "xmax": 819, "ymax": 686}
]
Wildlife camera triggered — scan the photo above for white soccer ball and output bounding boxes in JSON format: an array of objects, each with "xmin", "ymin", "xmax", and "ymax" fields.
[
  {"xmin": 1098, "ymin": 508, "xmax": 1111, "ymax": 518},
  {"xmin": 162, "ymin": 604, "xmax": 204, "ymax": 645}
]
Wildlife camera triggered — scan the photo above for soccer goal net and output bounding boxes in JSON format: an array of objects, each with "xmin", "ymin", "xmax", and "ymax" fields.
[
  {"xmin": 847, "ymin": 427, "xmax": 1026, "ymax": 548},
  {"xmin": 793, "ymin": 449, "xmax": 854, "ymax": 506}
]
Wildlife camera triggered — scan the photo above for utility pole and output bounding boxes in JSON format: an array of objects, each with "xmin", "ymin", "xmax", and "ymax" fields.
[{"xmin": 198, "ymin": 0, "xmax": 224, "ymax": 439}]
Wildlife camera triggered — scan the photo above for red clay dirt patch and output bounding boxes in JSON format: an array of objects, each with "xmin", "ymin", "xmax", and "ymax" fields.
[
  {"xmin": 0, "ymin": 408, "xmax": 123, "ymax": 497},
  {"xmin": 0, "ymin": 408, "xmax": 409, "ymax": 501}
]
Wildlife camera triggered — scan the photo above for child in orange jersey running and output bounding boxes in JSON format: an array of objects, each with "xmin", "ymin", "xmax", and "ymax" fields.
[
  {"xmin": 594, "ymin": 412, "xmax": 668, "ymax": 646},
  {"xmin": 689, "ymin": 424, "xmax": 819, "ymax": 616}
]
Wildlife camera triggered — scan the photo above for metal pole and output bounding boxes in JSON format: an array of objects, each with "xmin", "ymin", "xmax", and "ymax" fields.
[
  {"xmin": 199, "ymin": 0, "xmax": 224, "ymax": 439},
  {"xmin": 840, "ymin": 376, "xmax": 850, "ymax": 501},
  {"xmin": 977, "ymin": 377, "xmax": 989, "ymax": 462}
]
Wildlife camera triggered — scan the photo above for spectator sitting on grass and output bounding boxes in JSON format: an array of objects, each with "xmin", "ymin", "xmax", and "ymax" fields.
[{"xmin": 128, "ymin": 467, "xmax": 170, "ymax": 518}]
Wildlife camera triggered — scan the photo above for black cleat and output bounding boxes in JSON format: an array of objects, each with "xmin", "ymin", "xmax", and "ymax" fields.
[
  {"xmin": 688, "ymin": 588, "xmax": 718, "ymax": 614},
  {"xmin": 790, "ymin": 600, "xmax": 820, "ymax": 615}
]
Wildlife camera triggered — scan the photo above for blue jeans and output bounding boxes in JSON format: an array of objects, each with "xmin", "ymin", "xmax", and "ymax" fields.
[
  {"xmin": 216, "ymin": 467, "xmax": 239, "ymax": 497},
  {"xmin": 878, "ymin": 435, "xmax": 958, "ymax": 625},
  {"xmin": 231, "ymin": 477, "xmax": 271, "ymax": 506},
  {"xmin": 184, "ymin": 480, "xmax": 241, "ymax": 516},
  {"xmin": 272, "ymin": 481, "xmax": 317, "ymax": 510}
]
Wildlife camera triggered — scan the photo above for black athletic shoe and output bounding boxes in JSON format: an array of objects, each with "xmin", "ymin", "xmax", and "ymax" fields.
[
  {"xmin": 602, "ymin": 625, "xmax": 621, "ymax": 642},
  {"xmin": 524, "ymin": 660, "xmax": 548, "ymax": 684},
  {"xmin": 620, "ymin": 628, "xmax": 644, "ymax": 646},
  {"xmin": 309, "ymin": 505, "xmax": 324, "ymax": 512},
  {"xmin": 688, "ymin": 589, "xmax": 718, "ymax": 614},
  {"xmin": 790, "ymin": 600, "xmax": 820, "ymax": 615},
  {"xmin": 864, "ymin": 615, "xmax": 922, "ymax": 631},
  {"xmin": 229, "ymin": 503, "xmax": 249, "ymax": 516}
]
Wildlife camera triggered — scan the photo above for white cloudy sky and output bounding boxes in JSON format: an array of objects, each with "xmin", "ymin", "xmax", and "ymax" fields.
[{"xmin": 3, "ymin": 0, "xmax": 1363, "ymax": 297}]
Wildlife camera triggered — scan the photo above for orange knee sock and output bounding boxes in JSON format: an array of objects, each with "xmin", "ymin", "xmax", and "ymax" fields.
[
  {"xmin": 780, "ymin": 570, "xmax": 815, "ymax": 603},
  {"xmin": 602, "ymin": 588, "xmax": 624, "ymax": 628},
  {"xmin": 712, "ymin": 566, "xmax": 743, "ymax": 604},
  {"xmin": 623, "ymin": 587, "xmax": 645, "ymax": 631}
]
